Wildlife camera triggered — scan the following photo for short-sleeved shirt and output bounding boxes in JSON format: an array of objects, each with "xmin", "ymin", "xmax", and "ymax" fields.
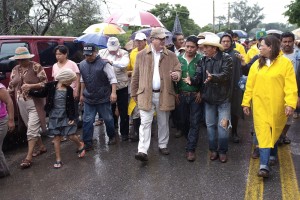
[
  {"xmin": 52, "ymin": 60, "xmax": 79, "ymax": 91},
  {"xmin": 0, "ymin": 83, "xmax": 8, "ymax": 119}
]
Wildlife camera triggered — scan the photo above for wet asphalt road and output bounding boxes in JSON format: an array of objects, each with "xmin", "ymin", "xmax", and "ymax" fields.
[{"xmin": 0, "ymin": 116, "xmax": 299, "ymax": 200}]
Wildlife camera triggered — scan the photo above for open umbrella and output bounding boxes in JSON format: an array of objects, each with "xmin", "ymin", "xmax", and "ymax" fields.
[
  {"xmin": 83, "ymin": 23, "xmax": 125, "ymax": 35},
  {"xmin": 105, "ymin": 9, "xmax": 164, "ymax": 27},
  {"xmin": 130, "ymin": 27, "xmax": 173, "ymax": 45},
  {"xmin": 74, "ymin": 33, "xmax": 109, "ymax": 48},
  {"xmin": 233, "ymin": 30, "xmax": 248, "ymax": 38}
]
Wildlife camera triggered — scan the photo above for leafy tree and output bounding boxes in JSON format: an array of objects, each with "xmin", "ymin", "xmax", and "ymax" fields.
[
  {"xmin": 149, "ymin": 3, "xmax": 201, "ymax": 37},
  {"xmin": 284, "ymin": 0, "xmax": 300, "ymax": 26},
  {"xmin": 0, "ymin": 0, "xmax": 33, "ymax": 35},
  {"xmin": 230, "ymin": 0, "xmax": 264, "ymax": 32}
]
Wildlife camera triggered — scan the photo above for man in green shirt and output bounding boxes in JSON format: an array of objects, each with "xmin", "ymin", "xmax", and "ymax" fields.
[{"xmin": 177, "ymin": 35, "xmax": 203, "ymax": 162}]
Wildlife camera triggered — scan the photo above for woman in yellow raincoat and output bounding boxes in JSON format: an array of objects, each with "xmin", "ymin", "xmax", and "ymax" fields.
[{"xmin": 242, "ymin": 35, "xmax": 298, "ymax": 178}]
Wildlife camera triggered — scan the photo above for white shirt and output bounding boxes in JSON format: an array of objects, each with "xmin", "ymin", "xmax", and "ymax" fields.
[{"xmin": 151, "ymin": 45, "xmax": 162, "ymax": 90}]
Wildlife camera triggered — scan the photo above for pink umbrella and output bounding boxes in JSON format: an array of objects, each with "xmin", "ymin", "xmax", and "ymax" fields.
[{"xmin": 105, "ymin": 9, "xmax": 164, "ymax": 27}]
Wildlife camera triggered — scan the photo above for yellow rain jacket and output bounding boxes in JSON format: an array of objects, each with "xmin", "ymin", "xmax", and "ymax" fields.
[
  {"xmin": 234, "ymin": 42, "xmax": 246, "ymax": 59},
  {"xmin": 242, "ymin": 54, "xmax": 298, "ymax": 148},
  {"xmin": 245, "ymin": 44, "xmax": 259, "ymax": 64},
  {"xmin": 128, "ymin": 45, "xmax": 148, "ymax": 115}
]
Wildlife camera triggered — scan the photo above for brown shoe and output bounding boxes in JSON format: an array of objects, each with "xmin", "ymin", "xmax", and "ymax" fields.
[
  {"xmin": 135, "ymin": 152, "xmax": 148, "ymax": 161},
  {"xmin": 186, "ymin": 152, "xmax": 196, "ymax": 162},
  {"xmin": 159, "ymin": 148, "xmax": 170, "ymax": 155},
  {"xmin": 219, "ymin": 154, "xmax": 227, "ymax": 163},
  {"xmin": 257, "ymin": 169, "xmax": 269, "ymax": 178},
  {"xmin": 210, "ymin": 152, "xmax": 219, "ymax": 161}
]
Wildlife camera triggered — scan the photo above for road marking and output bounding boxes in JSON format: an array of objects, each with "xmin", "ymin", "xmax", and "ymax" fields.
[
  {"xmin": 278, "ymin": 145, "xmax": 300, "ymax": 200},
  {"xmin": 244, "ymin": 146, "xmax": 264, "ymax": 200}
]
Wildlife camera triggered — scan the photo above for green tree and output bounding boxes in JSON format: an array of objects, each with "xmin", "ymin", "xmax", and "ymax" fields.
[
  {"xmin": 149, "ymin": 3, "xmax": 201, "ymax": 37},
  {"xmin": 284, "ymin": 0, "xmax": 300, "ymax": 26},
  {"xmin": 230, "ymin": 0, "xmax": 264, "ymax": 32}
]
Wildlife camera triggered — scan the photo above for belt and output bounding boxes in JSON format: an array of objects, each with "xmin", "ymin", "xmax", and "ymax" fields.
[
  {"xmin": 180, "ymin": 91, "xmax": 198, "ymax": 96},
  {"xmin": 153, "ymin": 89, "xmax": 160, "ymax": 93}
]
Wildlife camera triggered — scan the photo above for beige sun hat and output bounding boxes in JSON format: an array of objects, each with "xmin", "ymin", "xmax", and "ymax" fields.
[
  {"xmin": 201, "ymin": 35, "xmax": 224, "ymax": 51},
  {"xmin": 9, "ymin": 47, "xmax": 35, "ymax": 60},
  {"xmin": 55, "ymin": 68, "xmax": 76, "ymax": 82}
]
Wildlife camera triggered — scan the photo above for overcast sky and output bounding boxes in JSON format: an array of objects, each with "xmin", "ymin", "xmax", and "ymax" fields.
[{"xmin": 101, "ymin": 0, "xmax": 293, "ymax": 27}]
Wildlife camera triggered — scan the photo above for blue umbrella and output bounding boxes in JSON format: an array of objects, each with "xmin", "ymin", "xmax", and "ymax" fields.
[
  {"xmin": 233, "ymin": 30, "xmax": 248, "ymax": 38},
  {"xmin": 74, "ymin": 33, "xmax": 109, "ymax": 48},
  {"xmin": 130, "ymin": 27, "xmax": 173, "ymax": 45}
]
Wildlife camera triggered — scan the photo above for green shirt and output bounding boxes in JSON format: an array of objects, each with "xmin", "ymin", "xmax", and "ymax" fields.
[{"xmin": 177, "ymin": 53, "xmax": 203, "ymax": 92}]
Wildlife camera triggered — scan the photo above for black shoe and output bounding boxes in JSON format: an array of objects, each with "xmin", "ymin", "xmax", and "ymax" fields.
[
  {"xmin": 159, "ymin": 148, "xmax": 170, "ymax": 155},
  {"xmin": 232, "ymin": 133, "xmax": 240, "ymax": 143},
  {"xmin": 122, "ymin": 135, "xmax": 129, "ymax": 141},
  {"xmin": 129, "ymin": 135, "xmax": 139, "ymax": 142},
  {"xmin": 108, "ymin": 137, "xmax": 116, "ymax": 145},
  {"xmin": 135, "ymin": 152, "xmax": 148, "ymax": 161},
  {"xmin": 252, "ymin": 147, "xmax": 260, "ymax": 159}
]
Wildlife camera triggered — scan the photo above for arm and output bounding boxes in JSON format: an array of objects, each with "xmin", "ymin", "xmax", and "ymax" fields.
[
  {"xmin": 241, "ymin": 62, "xmax": 257, "ymax": 108},
  {"xmin": 0, "ymin": 89, "xmax": 15, "ymax": 131},
  {"xmin": 103, "ymin": 63, "xmax": 117, "ymax": 103},
  {"xmin": 187, "ymin": 59, "xmax": 203, "ymax": 86},
  {"xmin": 111, "ymin": 50, "xmax": 130, "ymax": 68},
  {"xmin": 80, "ymin": 82, "xmax": 85, "ymax": 105},
  {"xmin": 284, "ymin": 61, "xmax": 298, "ymax": 111},
  {"xmin": 28, "ymin": 82, "xmax": 50, "ymax": 98},
  {"xmin": 22, "ymin": 63, "xmax": 48, "ymax": 92},
  {"xmin": 130, "ymin": 54, "xmax": 140, "ymax": 101}
]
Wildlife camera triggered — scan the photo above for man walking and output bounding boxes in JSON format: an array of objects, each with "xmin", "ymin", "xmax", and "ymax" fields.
[
  {"xmin": 99, "ymin": 37, "xmax": 130, "ymax": 141},
  {"xmin": 131, "ymin": 28, "xmax": 181, "ymax": 161},
  {"xmin": 184, "ymin": 35, "xmax": 233, "ymax": 163},
  {"xmin": 79, "ymin": 43, "xmax": 117, "ymax": 150}
]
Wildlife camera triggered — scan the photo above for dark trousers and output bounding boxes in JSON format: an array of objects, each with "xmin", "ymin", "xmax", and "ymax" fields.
[{"xmin": 111, "ymin": 87, "xmax": 129, "ymax": 137}]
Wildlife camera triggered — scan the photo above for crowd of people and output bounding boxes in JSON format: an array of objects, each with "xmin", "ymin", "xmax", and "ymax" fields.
[{"xmin": 0, "ymin": 27, "xmax": 299, "ymax": 179}]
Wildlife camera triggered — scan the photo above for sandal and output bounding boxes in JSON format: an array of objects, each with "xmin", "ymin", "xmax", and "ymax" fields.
[
  {"xmin": 53, "ymin": 161, "xmax": 63, "ymax": 169},
  {"xmin": 20, "ymin": 159, "xmax": 32, "ymax": 169},
  {"xmin": 77, "ymin": 144, "xmax": 86, "ymax": 158},
  {"xmin": 32, "ymin": 148, "xmax": 47, "ymax": 157}
]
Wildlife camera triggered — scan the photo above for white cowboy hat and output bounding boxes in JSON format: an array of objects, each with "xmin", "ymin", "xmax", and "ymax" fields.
[
  {"xmin": 9, "ymin": 47, "xmax": 35, "ymax": 60},
  {"xmin": 201, "ymin": 35, "xmax": 224, "ymax": 51}
]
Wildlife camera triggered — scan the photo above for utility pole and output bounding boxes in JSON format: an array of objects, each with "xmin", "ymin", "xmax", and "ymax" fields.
[
  {"xmin": 213, "ymin": 0, "xmax": 215, "ymax": 33},
  {"xmin": 227, "ymin": 2, "xmax": 230, "ymax": 29}
]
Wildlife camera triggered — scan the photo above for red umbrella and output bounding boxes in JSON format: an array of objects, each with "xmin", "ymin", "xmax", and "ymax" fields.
[{"xmin": 105, "ymin": 9, "xmax": 164, "ymax": 27}]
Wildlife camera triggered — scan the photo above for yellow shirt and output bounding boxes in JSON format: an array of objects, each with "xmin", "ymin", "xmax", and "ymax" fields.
[
  {"xmin": 234, "ymin": 42, "xmax": 246, "ymax": 58},
  {"xmin": 245, "ymin": 44, "xmax": 259, "ymax": 64},
  {"xmin": 242, "ymin": 54, "xmax": 297, "ymax": 148}
]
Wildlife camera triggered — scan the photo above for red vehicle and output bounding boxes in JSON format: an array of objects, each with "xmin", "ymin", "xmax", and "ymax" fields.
[{"xmin": 0, "ymin": 35, "xmax": 84, "ymax": 150}]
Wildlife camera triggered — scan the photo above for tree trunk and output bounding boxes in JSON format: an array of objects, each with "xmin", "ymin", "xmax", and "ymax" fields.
[{"xmin": 2, "ymin": 0, "xmax": 10, "ymax": 34}]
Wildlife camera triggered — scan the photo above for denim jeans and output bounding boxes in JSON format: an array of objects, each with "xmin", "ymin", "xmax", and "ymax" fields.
[
  {"xmin": 205, "ymin": 101, "xmax": 231, "ymax": 154},
  {"xmin": 259, "ymin": 143, "xmax": 278, "ymax": 171},
  {"xmin": 178, "ymin": 92, "xmax": 201, "ymax": 152},
  {"xmin": 111, "ymin": 87, "xmax": 129, "ymax": 137},
  {"xmin": 82, "ymin": 102, "xmax": 115, "ymax": 147}
]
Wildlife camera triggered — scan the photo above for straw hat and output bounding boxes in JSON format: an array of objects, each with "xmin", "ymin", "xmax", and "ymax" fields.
[
  {"xmin": 9, "ymin": 47, "xmax": 35, "ymax": 60},
  {"xmin": 201, "ymin": 35, "xmax": 224, "ymax": 51}
]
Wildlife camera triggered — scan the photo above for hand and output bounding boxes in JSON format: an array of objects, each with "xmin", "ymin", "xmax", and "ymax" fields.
[
  {"xmin": 21, "ymin": 84, "xmax": 31, "ymax": 92},
  {"xmin": 195, "ymin": 92, "xmax": 201, "ymax": 103},
  {"xmin": 235, "ymin": 53, "xmax": 246, "ymax": 66},
  {"xmin": 170, "ymin": 71, "xmax": 179, "ymax": 81},
  {"xmin": 175, "ymin": 94, "xmax": 180, "ymax": 105},
  {"xmin": 182, "ymin": 76, "xmax": 191, "ymax": 85},
  {"xmin": 243, "ymin": 106, "xmax": 250, "ymax": 116},
  {"xmin": 285, "ymin": 106, "xmax": 294, "ymax": 116},
  {"xmin": 68, "ymin": 120, "xmax": 74, "ymax": 125},
  {"xmin": 204, "ymin": 70, "xmax": 212, "ymax": 84},
  {"xmin": 7, "ymin": 119, "xmax": 15, "ymax": 132},
  {"xmin": 79, "ymin": 95, "xmax": 84, "ymax": 105},
  {"xmin": 110, "ymin": 92, "xmax": 117, "ymax": 103}
]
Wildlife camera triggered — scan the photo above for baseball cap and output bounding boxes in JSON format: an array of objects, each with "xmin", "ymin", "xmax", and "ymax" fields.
[
  {"xmin": 83, "ymin": 43, "xmax": 97, "ymax": 55},
  {"xmin": 135, "ymin": 32, "xmax": 147, "ymax": 41},
  {"xmin": 107, "ymin": 37, "xmax": 120, "ymax": 51},
  {"xmin": 150, "ymin": 27, "xmax": 167, "ymax": 39}
]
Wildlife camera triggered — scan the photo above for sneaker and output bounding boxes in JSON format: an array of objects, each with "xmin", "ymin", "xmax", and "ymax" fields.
[
  {"xmin": 257, "ymin": 169, "xmax": 269, "ymax": 178},
  {"xmin": 135, "ymin": 152, "xmax": 148, "ymax": 161},
  {"xmin": 252, "ymin": 147, "xmax": 260, "ymax": 159}
]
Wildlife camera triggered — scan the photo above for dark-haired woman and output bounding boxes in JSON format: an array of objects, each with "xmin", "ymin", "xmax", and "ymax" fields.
[
  {"xmin": 52, "ymin": 45, "xmax": 80, "ymax": 141},
  {"xmin": 242, "ymin": 35, "xmax": 298, "ymax": 178}
]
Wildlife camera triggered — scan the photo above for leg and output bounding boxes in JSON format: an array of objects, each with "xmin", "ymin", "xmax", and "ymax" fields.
[
  {"xmin": 258, "ymin": 148, "xmax": 271, "ymax": 177},
  {"xmin": 117, "ymin": 87, "xmax": 129, "ymax": 140},
  {"xmin": 111, "ymin": 102, "xmax": 118, "ymax": 129},
  {"xmin": 53, "ymin": 136, "xmax": 62, "ymax": 162},
  {"xmin": 69, "ymin": 134, "xmax": 85, "ymax": 158},
  {"xmin": 205, "ymin": 103, "xmax": 218, "ymax": 153},
  {"xmin": 177, "ymin": 94, "xmax": 189, "ymax": 138},
  {"xmin": 231, "ymin": 114, "xmax": 240, "ymax": 143},
  {"xmin": 0, "ymin": 117, "xmax": 10, "ymax": 177},
  {"xmin": 82, "ymin": 103, "xmax": 97, "ymax": 148},
  {"xmin": 98, "ymin": 102, "xmax": 116, "ymax": 142},
  {"xmin": 217, "ymin": 102, "xmax": 231, "ymax": 155}
]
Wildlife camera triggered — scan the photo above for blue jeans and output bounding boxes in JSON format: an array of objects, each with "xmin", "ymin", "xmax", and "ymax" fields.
[
  {"xmin": 205, "ymin": 101, "xmax": 231, "ymax": 154},
  {"xmin": 178, "ymin": 92, "xmax": 201, "ymax": 152},
  {"xmin": 82, "ymin": 102, "xmax": 115, "ymax": 147},
  {"xmin": 259, "ymin": 143, "xmax": 278, "ymax": 171}
]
